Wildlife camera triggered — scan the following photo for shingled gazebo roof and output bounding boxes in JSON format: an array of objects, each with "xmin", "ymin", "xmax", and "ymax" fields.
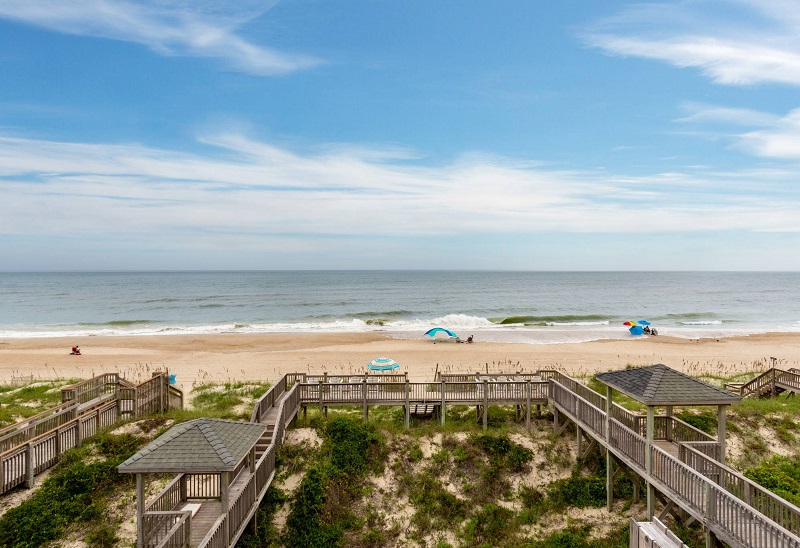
[
  {"xmin": 595, "ymin": 364, "xmax": 741, "ymax": 407},
  {"xmin": 118, "ymin": 418, "xmax": 266, "ymax": 474}
]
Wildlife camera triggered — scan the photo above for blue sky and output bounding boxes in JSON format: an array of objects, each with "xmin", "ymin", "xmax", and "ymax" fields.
[{"xmin": 2, "ymin": 0, "xmax": 800, "ymax": 271}]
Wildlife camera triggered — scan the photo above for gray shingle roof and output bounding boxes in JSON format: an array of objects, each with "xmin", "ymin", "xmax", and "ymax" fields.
[
  {"xmin": 595, "ymin": 364, "xmax": 741, "ymax": 406},
  {"xmin": 118, "ymin": 418, "xmax": 266, "ymax": 474}
]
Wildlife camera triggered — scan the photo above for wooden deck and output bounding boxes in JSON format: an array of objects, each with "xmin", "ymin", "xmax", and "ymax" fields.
[
  {"xmin": 548, "ymin": 373, "xmax": 800, "ymax": 548},
  {"xmin": 139, "ymin": 370, "xmax": 800, "ymax": 548}
]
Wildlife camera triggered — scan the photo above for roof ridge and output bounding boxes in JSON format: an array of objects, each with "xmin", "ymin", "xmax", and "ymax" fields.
[
  {"xmin": 198, "ymin": 419, "xmax": 236, "ymax": 466},
  {"xmin": 643, "ymin": 364, "xmax": 665, "ymax": 400}
]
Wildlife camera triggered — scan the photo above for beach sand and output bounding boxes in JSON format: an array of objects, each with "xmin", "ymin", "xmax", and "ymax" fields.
[{"xmin": 2, "ymin": 332, "xmax": 800, "ymax": 395}]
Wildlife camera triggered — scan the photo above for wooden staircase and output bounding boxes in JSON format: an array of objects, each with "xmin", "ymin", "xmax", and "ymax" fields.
[
  {"xmin": 725, "ymin": 368, "xmax": 800, "ymax": 399},
  {"xmin": 255, "ymin": 424, "xmax": 275, "ymax": 459}
]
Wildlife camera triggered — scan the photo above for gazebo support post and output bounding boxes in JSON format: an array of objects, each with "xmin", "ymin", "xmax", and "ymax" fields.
[
  {"xmin": 605, "ymin": 386, "xmax": 613, "ymax": 511},
  {"xmin": 665, "ymin": 405, "xmax": 673, "ymax": 442},
  {"xmin": 646, "ymin": 405, "xmax": 655, "ymax": 520},
  {"xmin": 717, "ymin": 405, "xmax": 727, "ymax": 464},
  {"xmin": 221, "ymin": 471, "xmax": 230, "ymax": 545},
  {"xmin": 136, "ymin": 473, "xmax": 144, "ymax": 548}
]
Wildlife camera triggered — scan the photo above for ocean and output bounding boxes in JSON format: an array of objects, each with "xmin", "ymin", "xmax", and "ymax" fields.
[{"xmin": 1, "ymin": 271, "xmax": 799, "ymax": 343}]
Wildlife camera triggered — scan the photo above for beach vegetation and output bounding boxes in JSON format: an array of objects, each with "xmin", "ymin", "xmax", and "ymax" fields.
[
  {"xmin": 277, "ymin": 416, "xmax": 387, "ymax": 547},
  {"xmin": 0, "ymin": 431, "xmax": 144, "ymax": 548},
  {"xmin": 189, "ymin": 380, "xmax": 271, "ymax": 419},
  {"xmin": 744, "ymin": 456, "xmax": 800, "ymax": 506},
  {"xmin": 0, "ymin": 379, "xmax": 80, "ymax": 427}
]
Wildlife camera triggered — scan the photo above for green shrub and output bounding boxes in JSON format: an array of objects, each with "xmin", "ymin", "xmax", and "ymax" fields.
[
  {"xmin": 745, "ymin": 456, "xmax": 800, "ymax": 506},
  {"xmin": 676, "ymin": 411, "xmax": 717, "ymax": 434},
  {"xmin": 0, "ymin": 433, "xmax": 143, "ymax": 548},
  {"xmin": 462, "ymin": 502, "xmax": 515, "ymax": 546}
]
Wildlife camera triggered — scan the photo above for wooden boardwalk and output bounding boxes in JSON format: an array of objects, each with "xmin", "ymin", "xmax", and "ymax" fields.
[
  {"xmin": 0, "ymin": 372, "xmax": 181, "ymax": 496},
  {"xmin": 725, "ymin": 367, "xmax": 800, "ymax": 399},
  {"xmin": 138, "ymin": 370, "xmax": 800, "ymax": 548}
]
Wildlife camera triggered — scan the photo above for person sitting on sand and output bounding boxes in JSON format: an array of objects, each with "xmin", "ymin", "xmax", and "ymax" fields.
[
  {"xmin": 71, "ymin": 345, "xmax": 81, "ymax": 355},
  {"xmin": 467, "ymin": 335, "xmax": 473, "ymax": 343},
  {"xmin": 651, "ymin": 328, "xmax": 658, "ymax": 336},
  {"xmin": 643, "ymin": 326, "xmax": 651, "ymax": 334}
]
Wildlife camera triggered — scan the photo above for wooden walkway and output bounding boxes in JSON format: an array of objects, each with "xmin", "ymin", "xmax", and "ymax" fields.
[
  {"xmin": 140, "ymin": 370, "xmax": 800, "ymax": 548},
  {"xmin": 548, "ymin": 371, "xmax": 800, "ymax": 548},
  {"xmin": 725, "ymin": 367, "xmax": 800, "ymax": 399},
  {"xmin": 0, "ymin": 372, "xmax": 181, "ymax": 496}
]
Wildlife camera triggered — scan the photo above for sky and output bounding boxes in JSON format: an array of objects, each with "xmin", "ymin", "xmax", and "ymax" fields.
[{"xmin": 2, "ymin": 0, "xmax": 800, "ymax": 271}]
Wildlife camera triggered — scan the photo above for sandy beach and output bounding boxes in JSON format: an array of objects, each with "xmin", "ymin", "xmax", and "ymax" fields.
[{"xmin": 2, "ymin": 332, "xmax": 800, "ymax": 395}]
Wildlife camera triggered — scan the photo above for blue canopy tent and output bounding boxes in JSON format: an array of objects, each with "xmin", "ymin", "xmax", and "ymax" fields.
[
  {"xmin": 368, "ymin": 357, "xmax": 400, "ymax": 372},
  {"xmin": 424, "ymin": 327, "xmax": 458, "ymax": 340}
]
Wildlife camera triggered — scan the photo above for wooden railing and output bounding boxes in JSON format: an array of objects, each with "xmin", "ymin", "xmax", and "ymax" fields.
[
  {"xmin": 0, "ymin": 401, "xmax": 79, "ymax": 453},
  {"xmin": 196, "ymin": 392, "xmax": 288, "ymax": 547},
  {"xmin": 0, "ymin": 371, "xmax": 181, "ymax": 497},
  {"xmin": 680, "ymin": 444, "xmax": 800, "ymax": 536},
  {"xmin": 61, "ymin": 373, "xmax": 119, "ymax": 404},
  {"xmin": 0, "ymin": 399, "xmax": 118, "ymax": 494},
  {"xmin": 727, "ymin": 368, "xmax": 800, "ymax": 398},
  {"xmin": 549, "ymin": 378, "xmax": 800, "ymax": 548},
  {"xmin": 142, "ymin": 511, "xmax": 190, "ymax": 548}
]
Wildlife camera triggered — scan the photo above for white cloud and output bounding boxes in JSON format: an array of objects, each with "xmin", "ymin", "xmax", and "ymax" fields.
[
  {"xmin": 676, "ymin": 103, "xmax": 780, "ymax": 126},
  {"xmin": 585, "ymin": 1, "xmax": 800, "ymax": 86},
  {"xmin": 737, "ymin": 109, "xmax": 800, "ymax": 158},
  {"xmin": 0, "ymin": 0, "xmax": 320, "ymax": 75},
  {"xmin": 3, "ymin": 133, "xmax": 800, "ymax": 256}
]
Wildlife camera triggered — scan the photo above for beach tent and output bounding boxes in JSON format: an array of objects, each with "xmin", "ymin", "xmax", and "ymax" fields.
[
  {"xmin": 368, "ymin": 357, "xmax": 400, "ymax": 372},
  {"xmin": 424, "ymin": 327, "xmax": 458, "ymax": 340}
]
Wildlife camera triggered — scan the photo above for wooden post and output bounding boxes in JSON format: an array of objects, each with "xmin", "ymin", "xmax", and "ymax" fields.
[
  {"xmin": 717, "ymin": 405, "xmax": 727, "ymax": 465},
  {"xmin": 180, "ymin": 474, "xmax": 187, "ymax": 502},
  {"xmin": 440, "ymin": 381, "xmax": 446, "ymax": 426},
  {"xmin": 606, "ymin": 385, "xmax": 613, "ymax": 511},
  {"xmin": 362, "ymin": 380, "xmax": 368, "ymax": 422},
  {"xmin": 76, "ymin": 417, "xmax": 83, "ymax": 447},
  {"xmin": 525, "ymin": 380, "xmax": 531, "ymax": 432},
  {"xmin": 404, "ymin": 380, "xmax": 410, "ymax": 429},
  {"xmin": 482, "ymin": 380, "xmax": 488, "ymax": 431},
  {"xmin": 646, "ymin": 405, "xmax": 655, "ymax": 520},
  {"xmin": 665, "ymin": 405, "xmax": 673, "ymax": 442},
  {"xmin": 318, "ymin": 381, "xmax": 324, "ymax": 415},
  {"xmin": 136, "ymin": 473, "xmax": 144, "ymax": 548},
  {"xmin": 24, "ymin": 444, "xmax": 34, "ymax": 488},
  {"xmin": 553, "ymin": 407, "xmax": 559, "ymax": 433},
  {"xmin": 221, "ymin": 471, "xmax": 230, "ymax": 546},
  {"xmin": 250, "ymin": 446, "xmax": 256, "ymax": 473},
  {"xmin": 705, "ymin": 482, "xmax": 714, "ymax": 548}
]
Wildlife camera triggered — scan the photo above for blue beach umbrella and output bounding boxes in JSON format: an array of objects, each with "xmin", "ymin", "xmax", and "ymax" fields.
[
  {"xmin": 637, "ymin": 320, "xmax": 651, "ymax": 326},
  {"xmin": 424, "ymin": 327, "xmax": 458, "ymax": 339},
  {"xmin": 368, "ymin": 357, "xmax": 400, "ymax": 372},
  {"xmin": 629, "ymin": 326, "xmax": 645, "ymax": 336}
]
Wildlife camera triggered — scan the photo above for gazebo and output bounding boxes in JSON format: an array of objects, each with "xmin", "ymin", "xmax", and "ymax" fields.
[
  {"xmin": 595, "ymin": 364, "xmax": 741, "ymax": 520},
  {"xmin": 118, "ymin": 418, "xmax": 267, "ymax": 547}
]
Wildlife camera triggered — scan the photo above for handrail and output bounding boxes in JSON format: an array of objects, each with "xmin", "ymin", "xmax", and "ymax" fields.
[
  {"xmin": 681, "ymin": 443, "xmax": 800, "ymax": 535},
  {"xmin": 731, "ymin": 368, "xmax": 800, "ymax": 398},
  {"xmin": 550, "ymin": 376, "xmax": 800, "ymax": 547}
]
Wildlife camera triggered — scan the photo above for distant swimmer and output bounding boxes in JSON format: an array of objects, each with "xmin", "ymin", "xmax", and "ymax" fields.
[{"xmin": 70, "ymin": 345, "xmax": 81, "ymax": 355}]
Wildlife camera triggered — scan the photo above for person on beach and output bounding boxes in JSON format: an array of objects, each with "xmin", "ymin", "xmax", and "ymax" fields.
[
  {"xmin": 71, "ymin": 345, "xmax": 81, "ymax": 355},
  {"xmin": 643, "ymin": 326, "xmax": 651, "ymax": 334},
  {"xmin": 467, "ymin": 335, "xmax": 473, "ymax": 343}
]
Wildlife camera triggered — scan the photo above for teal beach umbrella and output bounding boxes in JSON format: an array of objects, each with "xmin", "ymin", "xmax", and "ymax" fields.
[{"xmin": 368, "ymin": 357, "xmax": 400, "ymax": 371}]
